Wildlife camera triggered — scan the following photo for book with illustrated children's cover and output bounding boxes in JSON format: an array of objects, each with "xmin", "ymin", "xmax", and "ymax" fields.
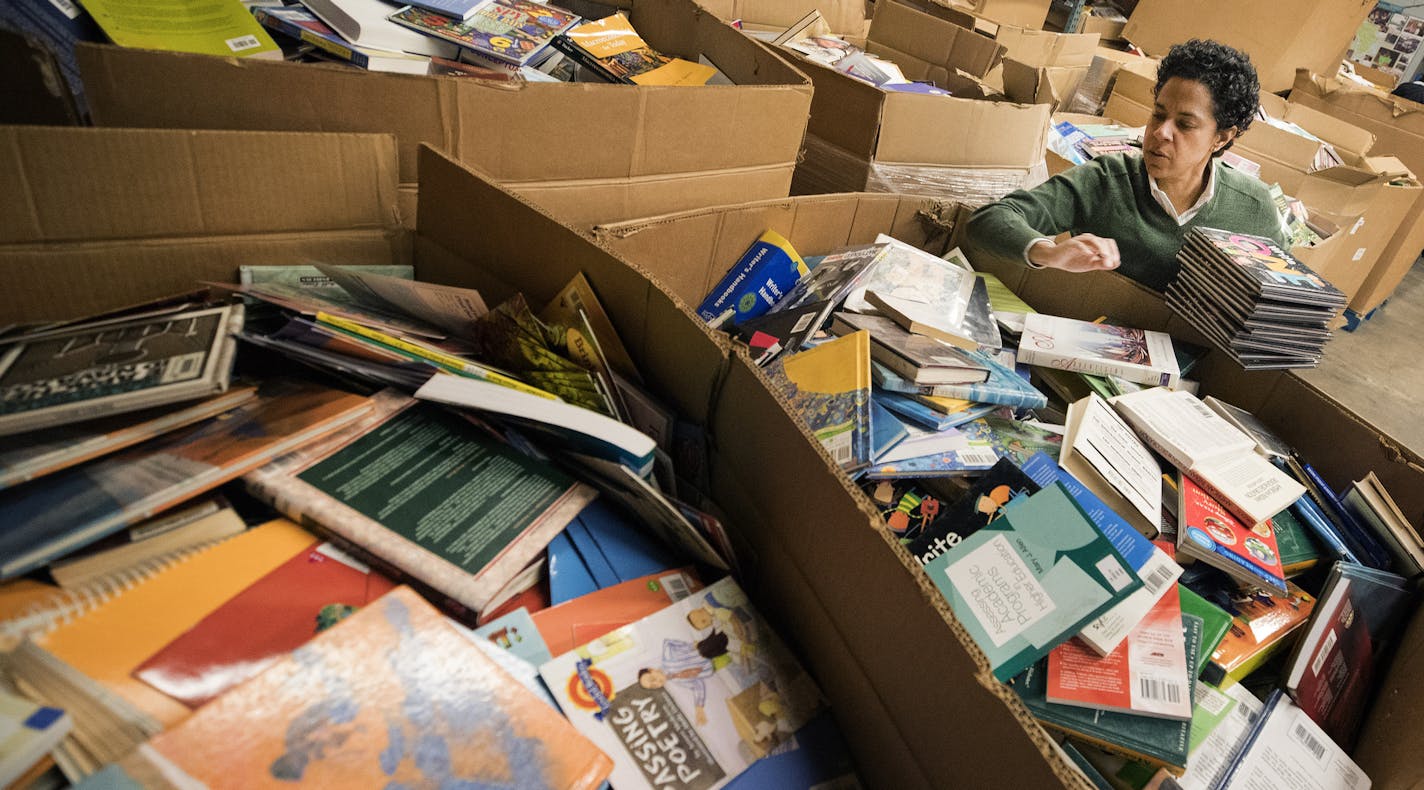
[
  {"xmin": 552, "ymin": 13, "xmax": 715, "ymax": 85},
  {"xmin": 899, "ymin": 457, "xmax": 1041, "ymax": 568},
  {"xmin": 540, "ymin": 576, "xmax": 825, "ymax": 790},
  {"xmin": 1016, "ymin": 314, "xmax": 1180, "ymax": 388},
  {"xmin": 762, "ymin": 330, "xmax": 871, "ymax": 474}
]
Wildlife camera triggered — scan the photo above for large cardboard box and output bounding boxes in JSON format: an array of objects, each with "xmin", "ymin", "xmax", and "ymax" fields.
[
  {"xmin": 594, "ymin": 193, "xmax": 1424, "ymax": 790},
  {"xmin": 1120, "ymin": 0, "xmax": 1375, "ymax": 93},
  {"xmin": 995, "ymin": 27, "xmax": 1100, "ymax": 110},
  {"xmin": 948, "ymin": 0, "xmax": 1053, "ymax": 30},
  {"xmin": 74, "ymin": 0, "xmax": 813, "ymax": 229},
  {"xmin": 696, "ymin": 0, "xmax": 871, "ymax": 36},
  {"xmin": 1290, "ymin": 71, "xmax": 1424, "ymax": 314},
  {"xmin": 789, "ymin": 0, "xmax": 1051, "ymax": 205},
  {"xmin": 10, "ymin": 124, "xmax": 1424, "ymax": 790}
]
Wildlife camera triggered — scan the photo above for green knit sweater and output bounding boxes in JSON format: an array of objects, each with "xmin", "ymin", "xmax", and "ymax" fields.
[{"xmin": 963, "ymin": 153, "xmax": 1287, "ymax": 292}]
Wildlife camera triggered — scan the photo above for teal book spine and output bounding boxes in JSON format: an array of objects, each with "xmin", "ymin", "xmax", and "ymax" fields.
[{"xmin": 924, "ymin": 482, "xmax": 1144, "ymax": 682}]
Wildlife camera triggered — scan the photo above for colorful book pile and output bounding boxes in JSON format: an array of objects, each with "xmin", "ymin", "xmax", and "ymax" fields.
[
  {"xmin": 1167, "ymin": 227, "xmax": 1347, "ymax": 370},
  {"xmin": 0, "ymin": 263, "xmax": 865, "ymax": 788}
]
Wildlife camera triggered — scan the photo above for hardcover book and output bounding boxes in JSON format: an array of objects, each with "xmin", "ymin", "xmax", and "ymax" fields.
[
  {"xmin": 869, "ymin": 353, "xmax": 1047, "ymax": 409},
  {"xmin": 540, "ymin": 577, "xmax": 825, "ymax": 790},
  {"xmin": 147, "ymin": 586, "xmax": 613, "ymax": 789},
  {"xmin": 0, "ymin": 304, "xmax": 243, "ymax": 437},
  {"xmin": 0, "ymin": 381, "xmax": 371, "ymax": 580},
  {"xmin": 1203, "ymin": 580, "xmax": 1316, "ymax": 688},
  {"xmin": 696, "ymin": 230, "xmax": 809, "ymax": 326},
  {"xmin": 923, "ymin": 482, "xmax": 1144, "ymax": 681},
  {"xmin": 1016, "ymin": 313, "xmax": 1180, "ymax": 388},
  {"xmin": 1047, "ymin": 585, "xmax": 1193, "ymax": 721},
  {"xmin": 766, "ymin": 243, "xmax": 890, "ymax": 344},
  {"xmin": 1177, "ymin": 475, "xmax": 1288, "ymax": 594},
  {"xmin": 389, "ymin": 0, "xmax": 578, "ymax": 68},
  {"xmin": 830, "ymin": 312, "xmax": 988, "ymax": 386},
  {"xmin": 763, "ymin": 331, "xmax": 872, "ymax": 474},
  {"xmin": 1013, "ymin": 613, "xmax": 1202, "ymax": 774},
  {"xmin": 843, "ymin": 234, "xmax": 974, "ymax": 319}
]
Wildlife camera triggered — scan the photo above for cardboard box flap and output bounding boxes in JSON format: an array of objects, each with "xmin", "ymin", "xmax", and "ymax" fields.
[
  {"xmin": 867, "ymin": 0, "xmax": 1005, "ymax": 79},
  {"xmin": 413, "ymin": 144, "xmax": 730, "ymax": 425},
  {"xmin": 1293, "ymin": 70, "xmax": 1424, "ymax": 129},
  {"xmin": 1280, "ymin": 102, "xmax": 1376, "ymax": 158},
  {"xmin": 1101, "ymin": 60, "xmax": 1155, "ymax": 126},
  {"xmin": 797, "ymin": 59, "xmax": 890, "ymax": 160},
  {"xmin": 993, "ymin": 25, "xmax": 1098, "ymax": 68},
  {"xmin": 630, "ymin": 0, "xmax": 809, "ymax": 86},
  {"xmin": 0, "ymin": 126, "xmax": 400, "ymax": 246},
  {"xmin": 688, "ymin": 0, "xmax": 870, "ymax": 34},
  {"xmin": 875, "ymin": 93, "xmax": 1050, "ymax": 167},
  {"xmin": 1365, "ymin": 155, "xmax": 1416, "ymax": 182}
]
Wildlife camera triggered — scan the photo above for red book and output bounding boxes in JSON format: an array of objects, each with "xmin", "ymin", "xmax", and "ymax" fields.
[
  {"xmin": 133, "ymin": 541, "xmax": 396, "ymax": 707},
  {"xmin": 1177, "ymin": 474, "xmax": 1287, "ymax": 594},
  {"xmin": 531, "ymin": 568, "xmax": 702, "ymax": 658},
  {"xmin": 1046, "ymin": 584, "xmax": 1193, "ymax": 721}
]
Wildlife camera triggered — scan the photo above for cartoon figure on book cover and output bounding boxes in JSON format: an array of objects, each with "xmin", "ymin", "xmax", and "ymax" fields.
[{"xmin": 542, "ymin": 577, "xmax": 825, "ymax": 790}]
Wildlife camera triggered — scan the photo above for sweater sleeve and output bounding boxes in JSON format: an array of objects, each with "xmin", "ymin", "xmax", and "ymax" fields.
[{"xmin": 962, "ymin": 158, "xmax": 1112, "ymax": 269}]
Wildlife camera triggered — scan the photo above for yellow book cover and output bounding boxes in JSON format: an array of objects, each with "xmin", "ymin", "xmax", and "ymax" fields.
[
  {"xmin": 769, "ymin": 331, "xmax": 872, "ymax": 472},
  {"xmin": 148, "ymin": 586, "xmax": 613, "ymax": 789},
  {"xmin": 79, "ymin": 0, "xmax": 281, "ymax": 57},
  {"xmin": 38, "ymin": 519, "xmax": 319, "ymax": 727}
]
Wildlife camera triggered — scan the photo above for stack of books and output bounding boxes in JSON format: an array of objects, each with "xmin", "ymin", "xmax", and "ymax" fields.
[{"xmin": 1167, "ymin": 227, "xmax": 1347, "ymax": 370}]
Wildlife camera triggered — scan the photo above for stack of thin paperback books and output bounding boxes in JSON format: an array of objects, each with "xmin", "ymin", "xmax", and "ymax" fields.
[{"xmin": 1166, "ymin": 227, "xmax": 1346, "ymax": 370}]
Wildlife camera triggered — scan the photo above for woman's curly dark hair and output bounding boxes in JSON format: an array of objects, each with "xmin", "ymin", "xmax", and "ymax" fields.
[{"xmin": 1154, "ymin": 39, "xmax": 1260, "ymax": 155}]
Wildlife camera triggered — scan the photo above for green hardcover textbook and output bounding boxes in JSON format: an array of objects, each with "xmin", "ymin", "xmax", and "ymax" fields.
[
  {"xmin": 924, "ymin": 481, "xmax": 1143, "ymax": 682},
  {"xmin": 1014, "ymin": 614, "xmax": 1204, "ymax": 775},
  {"xmin": 1178, "ymin": 585, "xmax": 1231, "ymax": 677}
]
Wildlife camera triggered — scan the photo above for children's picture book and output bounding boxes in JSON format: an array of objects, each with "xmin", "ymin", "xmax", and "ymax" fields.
[
  {"xmin": 1013, "ymin": 614, "xmax": 1202, "ymax": 774},
  {"xmin": 958, "ymin": 416, "xmax": 1063, "ymax": 467},
  {"xmin": 146, "ymin": 586, "xmax": 614, "ymax": 789},
  {"xmin": 0, "ymin": 304, "xmax": 243, "ymax": 437},
  {"xmin": 540, "ymin": 577, "xmax": 825, "ymax": 790},
  {"xmin": 1110, "ymin": 387, "xmax": 1306, "ymax": 528},
  {"xmin": 1016, "ymin": 314, "xmax": 1180, "ymax": 388},
  {"xmin": 0, "ymin": 381, "xmax": 371, "ymax": 580},
  {"xmin": 924, "ymin": 482, "xmax": 1144, "ymax": 681},
  {"xmin": 133, "ymin": 541, "xmax": 397, "ymax": 708},
  {"xmin": 553, "ymin": 13, "xmax": 715, "ymax": 85},
  {"xmin": 763, "ymin": 331, "xmax": 872, "ymax": 474},
  {"xmin": 388, "ymin": 0, "xmax": 578, "ymax": 67},
  {"xmin": 252, "ymin": 6, "xmax": 434, "ymax": 74},
  {"xmin": 1021, "ymin": 453, "xmax": 1181, "ymax": 655},
  {"xmin": 1214, "ymin": 692, "xmax": 1369, "ymax": 790},
  {"xmin": 1186, "ymin": 228, "xmax": 1348, "ymax": 306},
  {"xmin": 1047, "ymin": 585, "xmax": 1193, "ymax": 721},
  {"xmin": 301, "ymin": 0, "xmax": 460, "ymax": 56},
  {"xmin": 1177, "ymin": 475, "xmax": 1288, "ymax": 594},
  {"xmin": 1202, "ymin": 580, "xmax": 1316, "ymax": 688},
  {"xmin": 0, "ymin": 386, "xmax": 256, "ymax": 491},
  {"xmin": 245, "ymin": 395, "xmax": 596, "ymax": 616},
  {"xmin": 896, "ymin": 458, "xmax": 1040, "ymax": 565},
  {"xmin": 696, "ymin": 230, "xmax": 809, "ymax": 326}
]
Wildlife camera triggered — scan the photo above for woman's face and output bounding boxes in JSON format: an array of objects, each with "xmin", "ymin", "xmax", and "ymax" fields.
[{"xmin": 1143, "ymin": 76, "xmax": 1238, "ymax": 184}]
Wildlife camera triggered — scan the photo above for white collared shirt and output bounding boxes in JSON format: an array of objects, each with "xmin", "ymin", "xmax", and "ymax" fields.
[{"xmin": 1147, "ymin": 161, "xmax": 1217, "ymax": 226}]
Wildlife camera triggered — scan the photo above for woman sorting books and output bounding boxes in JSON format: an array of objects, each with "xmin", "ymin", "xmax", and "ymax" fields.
[{"xmin": 963, "ymin": 39, "xmax": 1287, "ymax": 292}]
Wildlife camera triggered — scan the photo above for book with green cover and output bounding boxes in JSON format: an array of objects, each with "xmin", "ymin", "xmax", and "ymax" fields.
[
  {"xmin": 1013, "ymin": 613, "xmax": 1203, "ymax": 774},
  {"xmin": 1178, "ymin": 584, "xmax": 1231, "ymax": 677},
  {"xmin": 79, "ymin": 0, "xmax": 280, "ymax": 57},
  {"xmin": 1271, "ymin": 507, "xmax": 1324, "ymax": 577},
  {"xmin": 924, "ymin": 482, "xmax": 1144, "ymax": 682}
]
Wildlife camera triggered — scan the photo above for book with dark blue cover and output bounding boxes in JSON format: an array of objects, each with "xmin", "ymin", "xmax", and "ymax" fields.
[{"xmin": 696, "ymin": 229, "xmax": 809, "ymax": 325}]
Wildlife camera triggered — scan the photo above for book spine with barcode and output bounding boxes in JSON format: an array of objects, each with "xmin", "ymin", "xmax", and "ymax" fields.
[{"xmin": 1212, "ymin": 690, "xmax": 1283, "ymax": 790}]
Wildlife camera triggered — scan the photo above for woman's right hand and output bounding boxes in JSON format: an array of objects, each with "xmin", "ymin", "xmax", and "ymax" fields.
[{"xmin": 1028, "ymin": 234, "xmax": 1121, "ymax": 273}]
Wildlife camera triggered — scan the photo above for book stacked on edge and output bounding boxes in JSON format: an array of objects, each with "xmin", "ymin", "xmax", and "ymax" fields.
[{"xmin": 1167, "ymin": 227, "xmax": 1347, "ymax": 370}]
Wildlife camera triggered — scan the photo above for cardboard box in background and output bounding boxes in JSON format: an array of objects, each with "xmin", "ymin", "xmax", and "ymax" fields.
[
  {"xmin": 0, "ymin": 29, "xmax": 83, "ymax": 126},
  {"xmin": 1290, "ymin": 70, "xmax": 1424, "ymax": 314},
  {"xmin": 788, "ymin": 0, "xmax": 1051, "ymax": 204},
  {"xmin": 946, "ymin": 0, "xmax": 1053, "ymax": 30},
  {"xmin": 1062, "ymin": 45, "xmax": 1153, "ymax": 115},
  {"xmin": 74, "ymin": 0, "xmax": 813, "ymax": 230},
  {"xmin": 1099, "ymin": 57, "xmax": 1156, "ymax": 125},
  {"xmin": 696, "ymin": 0, "xmax": 872, "ymax": 36},
  {"xmin": 1120, "ymin": 0, "xmax": 1374, "ymax": 93},
  {"xmin": 994, "ymin": 27, "xmax": 1100, "ymax": 110}
]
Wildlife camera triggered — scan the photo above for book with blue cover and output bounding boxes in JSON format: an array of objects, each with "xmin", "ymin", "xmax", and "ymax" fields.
[
  {"xmin": 924, "ymin": 481, "xmax": 1144, "ymax": 681},
  {"xmin": 869, "ymin": 351, "xmax": 1047, "ymax": 409},
  {"xmin": 872, "ymin": 391, "xmax": 994, "ymax": 432},
  {"xmin": 1021, "ymin": 452, "xmax": 1182, "ymax": 655},
  {"xmin": 765, "ymin": 331, "xmax": 872, "ymax": 474},
  {"xmin": 696, "ymin": 230, "xmax": 809, "ymax": 326},
  {"xmin": 957, "ymin": 417, "xmax": 1063, "ymax": 467},
  {"xmin": 869, "ymin": 398, "xmax": 909, "ymax": 463}
]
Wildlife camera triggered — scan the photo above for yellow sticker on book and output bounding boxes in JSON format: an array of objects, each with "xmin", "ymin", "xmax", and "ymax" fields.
[
  {"xmin": 630, "ymin": 58, "xmax": 717, "ymax": 86},
  {"xmin": 568, "ymin": 13, "xmax": 646, "ymax": 58}
]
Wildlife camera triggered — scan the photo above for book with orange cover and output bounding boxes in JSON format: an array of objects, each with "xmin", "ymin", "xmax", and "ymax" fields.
[
  {"xmin": 0, "ymin": 380, "xmax": 371, "ymax": 579},
  {"xmin": 145, "ymin": 586, "xmax": 613, "ymax": 790},
  {"xmin": 133, "ymin": 542, "xmax": 397, "ymax": 707},
  {"xmin": 38, "ymin": 519, "xmax": 323, "ymax": 726},
  {"xmin": 532, "ymin": 568, "xmax": 703, "ymax": 658}
]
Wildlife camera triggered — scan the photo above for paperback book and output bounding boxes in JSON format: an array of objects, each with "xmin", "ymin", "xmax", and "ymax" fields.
[
  {"xmin": 765, "ymin": 243, "xmax": 890, "ymax": 344},
  {"xmin": 869, "ymin": 353, "xmax": 1046, "ymax": 409},
  {"xmin": 253, "ymin": 6, "xmax": 433, "ymax": 74},
  {"xmin": 1177, "ymin": 474, "xmax": 1288, "ymax": 594},
  {"xmin": 553, "ymin": 13, "xmax": 715, "ymax": 85},
  {"xmin": 388, "ymin": 0, "xmax": 578, "ymax": 68},
  {"xmin": 763, "ymin": 331, "xmax": 872, "ymax": 474},
  {"xmin": 696, "ymin": 230, "xmax": 809, "ymax": 327},
  {"xmin": 901, "ymin": 457, "xmax": 1041, "ymax": 567},
  {"xmin": 830, "ymin": 312, "xmax": 989, "ymax": 386},
  {"xmin": 842, "ymin": 235, "xmax": 974, "ymax": 322},
  {"xmin": 540, "ymin": 577, "xmax": 825, "ymax": 790},
  {"xmin": 1016, "ymin": 313, "xmax": 1180, "ymax": 388},
  {"xmin": 923, "ymin": 482, "xmax": 1144, "ymax": 681},
  {"xmin": 1215, "ymin": 692, "xmax": 1370, "ymax": 790},
  {"xmin": 1202, "ymin": 580, "xmax": 1316, "ymax": 687}
]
